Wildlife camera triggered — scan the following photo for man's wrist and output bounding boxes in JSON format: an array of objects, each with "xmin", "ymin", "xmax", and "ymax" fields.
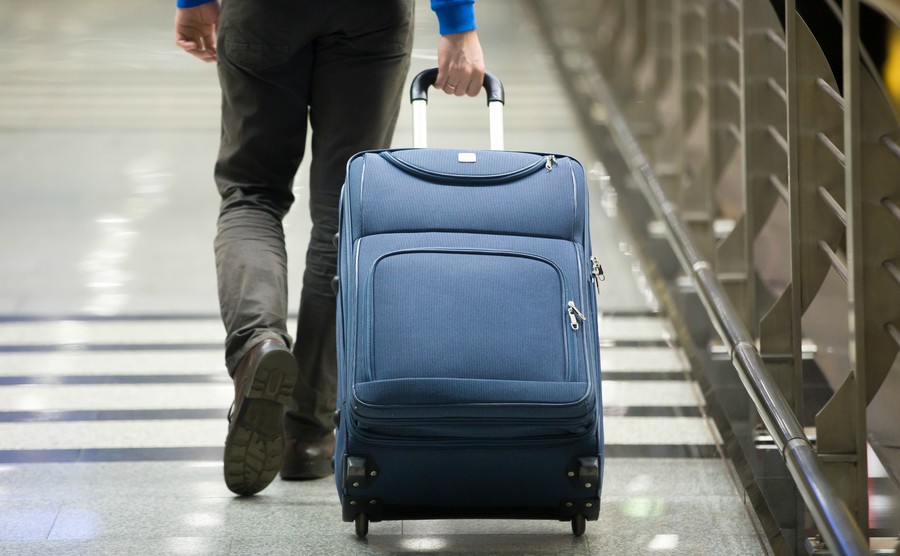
[{"xmin": 176, "ymin": 0, "xmax": 214, "ymax": 8}]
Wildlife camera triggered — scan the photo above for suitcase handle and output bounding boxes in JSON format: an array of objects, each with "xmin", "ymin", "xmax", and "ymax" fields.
[
  {"xmin": 410, "ymin": 68, "xmax": 505, "ymax": 104},
  {"xmin": 409, "ymin": 68, "xmax": 505, "ymax": 150}
]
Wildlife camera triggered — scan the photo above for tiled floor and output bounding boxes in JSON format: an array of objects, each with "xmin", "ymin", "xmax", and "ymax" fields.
[{"xmin": 0, "ymin": 1, "xmax": 771, "ymax": 554}]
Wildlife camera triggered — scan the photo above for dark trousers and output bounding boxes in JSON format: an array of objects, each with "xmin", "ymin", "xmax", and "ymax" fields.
[{"xmin": 214, "ymin": 0, "xmax": 413, "ymax": 440}]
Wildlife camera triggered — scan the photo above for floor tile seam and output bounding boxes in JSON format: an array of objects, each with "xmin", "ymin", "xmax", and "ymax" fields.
[
  {"xmin": 0, "ymin": 446, "xmax": 224, "ymax": 464},
  {"xmin": 0, "ymin": 413, "xmax": 705, "ymax": 426},
  {"xmin": 0, "ymin": 404, "xmax": 703, "ymax": 425},
  {"xmin": 0, "ymin": 343, "xmax": 681, "ymax": 353},
  {"xmin": 0, "ymin": 346, "xmax": 667, "ymax": 355},
  {"xmin": 0, "ymin": 409, "xmax": 227, "ymax": 422},
  {"xmin": 0, "ymin": 369, "xmax": 226, "ymax": 378},
  {"xmin": 0, "ymin": 375, "xmax": 229, "ymax": 385},
  {"xmin": 0, "ymin": 371, "xmax": 694, "ymax": 385},
  {"xmin": 0, "ymin": 434, "xmax": 716, "ymax": 448},
  {"xmin": 0, "ymin": 343, "xmax": 222, "ymax": 353},
  {"xmin": 0, "ymin": 444, "xmax": 721, "ymax": 463}
]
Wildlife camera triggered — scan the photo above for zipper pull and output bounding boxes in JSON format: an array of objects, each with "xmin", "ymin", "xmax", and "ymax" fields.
[
  {"xmin": 591, "ymin": 256, "xmax": 605, "ymax": 295},
  {"xmin": 545, "ymin": 155, "xmax": 557, "ymax": 170},
  {"xmin": 567, "ymin": 301, "xmax": 586, "ymax": 330}
]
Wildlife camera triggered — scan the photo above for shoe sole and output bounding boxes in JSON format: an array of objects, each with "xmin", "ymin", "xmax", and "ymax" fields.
[{"xmin": 223, "ymin": 348, "xmax": 297, "ymax": 496}]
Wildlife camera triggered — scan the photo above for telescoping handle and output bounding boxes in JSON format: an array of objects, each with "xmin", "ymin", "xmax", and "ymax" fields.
[{"xmin": 409, "ymin": 68, "xmax": 505, "ymax": 150}]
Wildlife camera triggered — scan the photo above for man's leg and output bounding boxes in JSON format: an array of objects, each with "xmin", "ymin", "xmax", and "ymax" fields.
[
  {"xmin": 282, "ymin": 0, "xmax": 415, "ymax": 479},
  {"xmin": 214, "ymin": 0, "xmax": 314, "ymax": 495}
]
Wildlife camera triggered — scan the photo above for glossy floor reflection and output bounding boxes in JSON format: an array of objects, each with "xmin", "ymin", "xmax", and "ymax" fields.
[
  {"xmin": 0, "ymin": 0, "xmax": 771, "ymax": 554},
  {"xmin": 0, "ymin": 459, "xmax": 764, "ymax": 555}
]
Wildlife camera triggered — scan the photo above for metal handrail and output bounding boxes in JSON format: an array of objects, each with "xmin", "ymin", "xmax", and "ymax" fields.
[{"xmin": 573, "ymin": 53, "xmax": 871, "ymax": 556}]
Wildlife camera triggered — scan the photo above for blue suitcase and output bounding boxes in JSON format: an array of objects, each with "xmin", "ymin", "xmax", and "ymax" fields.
[{"xmin": 334, "ymin": 69, "xmax": 605, "ymax": 537}]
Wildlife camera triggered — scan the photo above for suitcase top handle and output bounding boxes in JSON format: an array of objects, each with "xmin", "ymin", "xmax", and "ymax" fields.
[
  {"xmin": 409, "ymin": 68, "xmax": 505, "ymax": 150},
  {"xmin": 409, "ymin": 68, "xmax": 505, "ymax": 106}
]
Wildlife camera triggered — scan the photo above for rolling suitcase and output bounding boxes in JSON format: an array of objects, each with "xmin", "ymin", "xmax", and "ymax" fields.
[{"xmin": 333, "ymin": 68, "xmax": 605, "ymax": 537}]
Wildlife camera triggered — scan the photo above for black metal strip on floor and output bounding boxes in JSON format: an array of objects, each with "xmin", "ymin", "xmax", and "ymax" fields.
[
  {"xmin": 598, "ymin": 310, "xmax": 662, "ymax": 318},
  {"xmin": 0, "ymin": 406, "xmax": 700, "ymax": 422},
  {"xmin": 0, "ymin": 444, "xmax": 719, "ymax": 463},
  {"xmin": 0, "ymin": 343, "xmax": 221, "ymax": 353},
  {"xmin": 601, "ymin": 371, "xmax": 687, "ymax": 381},
  {"xmin": 604, "ymin": 444, "xmax": 719, "ymax": 458},
  {"xmin": 0, "ymin": 447, "xmax": 224, "ymax": 463},
  {"xmin": 0, "ymin": 374, "xmax": 228, "ymax": 386},
  {"xmin": 0, "ymin": 314, "xmax": 221, "ymax": 323},
  {"xmin": 602, "ymin": 406, "xmax": 703, "ymax": 418},
  {"xmin": 0, "ymin": 372, "xmax": 689, "ymax": 385},
  {"xmin": 599, "ymin": 340, "xmax": 672, "ymax": 348},
  {"xmin": 0, "ymin": 409, "xmax": 226, "ymax": 422}
]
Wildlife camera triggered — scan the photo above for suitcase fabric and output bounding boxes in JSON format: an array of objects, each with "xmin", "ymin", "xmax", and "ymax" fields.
[{"xmin": 333, "ymin": 71, "xmax": 604, "ymax": 538}]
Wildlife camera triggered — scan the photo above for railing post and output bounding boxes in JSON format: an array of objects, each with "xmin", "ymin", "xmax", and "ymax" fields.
[
  {"xmin": 652, "ymin": 0, "xmax": 684, "ymax": 202},
  {"xmin": 835, "ymin": 0, "xmax": 870, "ymax": 534},
  {"xmin": 711, "ymin": 0, "xmax": 751, "ymax": 327},
  {"xmin": 676, "ymin": 0, "xmax": 715, "ymax": 262},
  {"xmin": 782, "ymin": 5, "xmax": 810, "ymax": 553},
  {"xmin": 778, "ymin": 0, "xmax": 806, "ymax": 445},
  {"xmin": 738, "ymin": 1, "xmax": 790, "ymax": 348}
]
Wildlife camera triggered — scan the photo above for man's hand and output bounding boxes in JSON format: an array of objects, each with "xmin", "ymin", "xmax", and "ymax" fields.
[
  {"xmin": 175, "ymin": 2, "xmax": 221, "ymax": 63},
  {"xmin": 435, "ymin": 30, "xmax": 485, "ymax": 97}
]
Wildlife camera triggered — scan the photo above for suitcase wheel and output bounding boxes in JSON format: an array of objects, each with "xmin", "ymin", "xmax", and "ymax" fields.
[
  {"xmin": 355, "ymin": 514, "xmax": 369, "ymax": 538},
  {"xmin": 571, "ymin": 515, "xmax": 586, "ymax": 537}
]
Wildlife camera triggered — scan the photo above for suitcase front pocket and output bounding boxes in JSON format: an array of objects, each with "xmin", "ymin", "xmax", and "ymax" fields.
[{"xmin": 362, "ymin": 249, "xmax": 574, "ymax": 386}]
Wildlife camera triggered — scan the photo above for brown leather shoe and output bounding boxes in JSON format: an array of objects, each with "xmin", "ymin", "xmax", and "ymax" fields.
[
  {"xmin": 223, "ymin": 338, "xmax": 298, "ymax": 496},
  {"xmin": 280, "ymin": 433, "xmax": 335, "ymax": 480}
]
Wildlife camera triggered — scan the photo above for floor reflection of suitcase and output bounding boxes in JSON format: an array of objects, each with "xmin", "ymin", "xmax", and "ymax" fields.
[{"xmin": 333, "ymin": 68, "xmax": 605, "ymax": 538}]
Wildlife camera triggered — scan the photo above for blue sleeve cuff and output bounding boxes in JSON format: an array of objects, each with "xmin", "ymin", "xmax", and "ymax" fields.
[
  {"xmin": 177, "ymin": 0, "xmax": 214, "ymax": 8},
  {"xmin": 431, "ymin": 0, "xmax": 476, "ymax": 35}
]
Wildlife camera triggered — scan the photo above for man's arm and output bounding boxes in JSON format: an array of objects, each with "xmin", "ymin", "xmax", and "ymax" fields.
[
  {"xmin": 175, "ymin": 0, "xmax": 220, "ymax": 63},
  {"xmin": 432, "ymin": 0, "xmax": 485, "ymax": 97}
]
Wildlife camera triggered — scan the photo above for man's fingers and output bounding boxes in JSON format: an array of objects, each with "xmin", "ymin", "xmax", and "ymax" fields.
[
  {"xmin": 452, "ymin": 74, "xmax": 467, "ymax": 96},
  {"xmin": 187, "ymin": 49, "xmax": 216, "ymax": 62},
  {"xmin": 176, "ymin": 38, "xmax": 199, "ymax": 50},
  {"xmin": 436, "ymin": 71, "xmax": 458, "ymax": 95},
  {"xmin": 439, "ymin": 71, "xmax": 469, "ymax": 96},
  {"xmin": 195, "ymin": 50, "xmax": 217, "ymax": 62},
  {"xmin": 176, "ymin": 37, "xmax": 216, "ymax": 62},
  {"xmin": 436, "ymin": 66, "xmax": 484, "ymax": 97},
  {"xmin": 200, "ymin": 33, "xmax": 217, "ymax": 56},
  {"xmin": 453, "ymin": 72, "xmax": 482, "ymax": 97},
  {"xmin": 176, "ymin": 39, "xmax": 216, "ymax": 62},
  {"xmin": 465, "ymin": 76, "xmax": 482, "ymax": 97}
]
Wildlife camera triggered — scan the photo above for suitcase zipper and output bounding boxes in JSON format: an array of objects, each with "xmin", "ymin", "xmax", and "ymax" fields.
[
  {"xmin": 573, "ymin": 244, "xmax": 598, "ymax": 407},
  {"xmin": 590, "ymin": 256, "xmax": 605, "ymax": 296},
  {"xmin": 380, "ymin": 151, "xmax": 553, "ymax": 184},
  {"xmin": 567, "ymin": 301, "xmax": 586, "ymax": 331},
  {"xmin": 346, "ymin": 412, "xmax": 598, "ymax": 447}
]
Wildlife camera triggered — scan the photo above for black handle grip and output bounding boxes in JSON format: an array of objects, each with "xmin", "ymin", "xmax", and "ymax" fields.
[{"xmin": 410, "ymin": 68, "xmax": 505, "ymax": 106}]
